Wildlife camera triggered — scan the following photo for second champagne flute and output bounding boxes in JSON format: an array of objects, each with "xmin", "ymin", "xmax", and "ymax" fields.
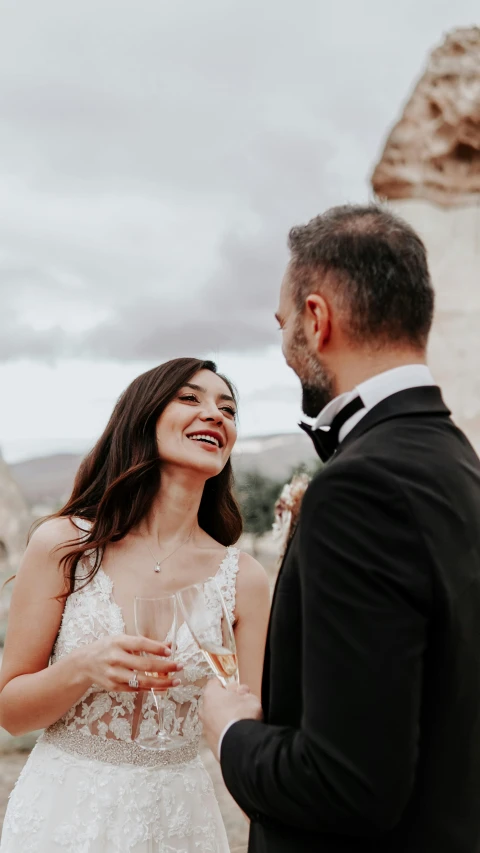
[{"xmin": 176, "ymin": 578, "xmax": 238, "ymax": 687}]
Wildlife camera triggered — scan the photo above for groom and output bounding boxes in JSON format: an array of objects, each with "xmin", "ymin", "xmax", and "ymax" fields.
[{"xmin": 201, "ymin": 204, "xmax": 480, "ymax": 852}]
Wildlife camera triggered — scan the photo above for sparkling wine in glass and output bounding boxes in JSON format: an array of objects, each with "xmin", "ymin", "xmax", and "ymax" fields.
[
  {"xmin": 134, "ymin": 594, "xmax": 179, "ymax": 751},
  {"xmin": 176, "ymin": 578, "xmax": 238, "ymax": 687}
]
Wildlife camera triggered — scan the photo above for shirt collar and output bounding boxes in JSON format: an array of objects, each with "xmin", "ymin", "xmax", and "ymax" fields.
[{"xmin": 313, "ymin": 364, "xmax": 435, "ymax": 439}]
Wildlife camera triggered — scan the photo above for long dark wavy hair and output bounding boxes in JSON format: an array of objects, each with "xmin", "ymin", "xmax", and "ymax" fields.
[{"xmin": 50, "ymin": 357, "xmax": 242, "ymax": 595}]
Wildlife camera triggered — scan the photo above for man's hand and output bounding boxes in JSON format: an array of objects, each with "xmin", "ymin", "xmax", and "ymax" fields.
[{"xmin": 200, "ymin": 678, "xmax": 262, "ymax": 760}]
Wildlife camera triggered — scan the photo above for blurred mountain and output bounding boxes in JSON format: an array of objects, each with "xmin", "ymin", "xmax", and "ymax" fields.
[
  {"xmin": 10, "ymin": 453, "xmax": 84, "ymax": 509},
  {"xmin": 232, "ymin": 433, "xmax": 317, "ymax": 480},
  {"xmin": 10, "ymin": 432, "xmax": 317, "ymax": 508}
]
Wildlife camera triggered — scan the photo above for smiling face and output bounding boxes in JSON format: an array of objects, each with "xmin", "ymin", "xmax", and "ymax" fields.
[{"xmin": 155, "ymin": 369, "xmax": 238, "ymax": 478}]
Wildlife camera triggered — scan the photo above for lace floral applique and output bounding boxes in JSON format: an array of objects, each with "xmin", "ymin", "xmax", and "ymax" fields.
[{"xmin": 46, "ymin": 546, "xmax": 240, "ymax": 747}]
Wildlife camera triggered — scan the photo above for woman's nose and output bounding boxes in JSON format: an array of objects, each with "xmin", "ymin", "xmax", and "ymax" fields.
[{"xmin": 201, "ymin": 407, "xmax": 223, "ymax": 424}]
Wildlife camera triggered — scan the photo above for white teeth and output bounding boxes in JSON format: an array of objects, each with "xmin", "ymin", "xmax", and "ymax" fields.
[{"xmin": 188, "ymin": 434, "xmax": 220, "ymax": 448}]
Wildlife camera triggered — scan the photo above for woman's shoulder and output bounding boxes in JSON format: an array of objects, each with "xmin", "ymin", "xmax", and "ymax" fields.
[
  {"xmin": 236, "ymin": 550, "xmax": 270, "ymax": 594},
  {"xmin": 198, "ymin": 530, "xmax": 269, "ymax": 593},
  {"xmin": 231, "ymin": 551, "xmax": 270, "ymax": 625},
  {"xmin": 28, "ymin": 516, "xmax": 81, "ymax": 557},
  {"xmin": 13, "ymin": 517, "xmax": 80, "ymax": 595}
]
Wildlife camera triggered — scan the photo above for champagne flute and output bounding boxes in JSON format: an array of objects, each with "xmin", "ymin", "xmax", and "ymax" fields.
[
  {"xmin": 176, "ymin": 578, "xmax": 238, "ymax": 687},
  {"xmin": 134, "ymin": 594, "xmax": 179, "ymax": 751}
]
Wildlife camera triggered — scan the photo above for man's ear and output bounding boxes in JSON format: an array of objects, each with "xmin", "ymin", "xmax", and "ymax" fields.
[{"xmin": 305, "ymin": 294, "xmax": 331, "ymax": 352}]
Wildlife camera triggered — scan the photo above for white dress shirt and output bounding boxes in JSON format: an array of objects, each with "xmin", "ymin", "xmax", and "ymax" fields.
[
  {"xmin": 217, "ymin": 364, "xmax": 436, "ymax": 760},
  {"xmin": 313, "ymin": 363, "xmax": 435, "ymax": 443}
]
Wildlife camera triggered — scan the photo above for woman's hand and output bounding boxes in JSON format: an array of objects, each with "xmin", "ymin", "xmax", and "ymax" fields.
[{"xmin": 77, "ymin": 634, "xmax": 183, "ymax": 692}]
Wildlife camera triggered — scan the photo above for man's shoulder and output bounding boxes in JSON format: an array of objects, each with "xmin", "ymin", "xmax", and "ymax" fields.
[
  {"xmin": 346, "ymin": 408, "xmax": 476, "ymax": 460},
  {"xmin": 336, "ymin": 413, "xmax": 479, "ymax": 478},
  {"xmin": 302, "ymin": 420, "xmax": 452, "ymax": 508},
  {"xmin": 303, "ymin": 414, "xmax": 480, "ymax": 514}
]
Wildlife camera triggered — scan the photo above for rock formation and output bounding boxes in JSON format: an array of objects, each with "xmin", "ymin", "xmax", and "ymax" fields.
[
  {"xmin": 371, "ymin": 26, "xmax": 480, "ymax": 450},
  {"xmin": 372, "ymin": 27, "xmax": 480, "ymax": 207}
]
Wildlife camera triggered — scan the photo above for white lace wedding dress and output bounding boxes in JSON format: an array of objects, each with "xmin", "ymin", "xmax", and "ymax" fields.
[{"xmin": 0, "ymin": 525, "xmax": 239, "ymax": 853}]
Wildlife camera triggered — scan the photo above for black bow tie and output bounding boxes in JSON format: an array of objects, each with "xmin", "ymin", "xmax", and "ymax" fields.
[{"xmin": 299, "ymin": 396, "xmax": 365, "ymax": 462}]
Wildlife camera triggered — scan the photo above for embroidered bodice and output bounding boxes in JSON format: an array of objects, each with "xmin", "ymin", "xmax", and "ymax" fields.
[
  {"xmin": 1, "ymin": 520, "xmax": 240, "ymax": 851},
  {"xmin": 44, "ymin": 542, "xmax": 240, "ymax": 753}
]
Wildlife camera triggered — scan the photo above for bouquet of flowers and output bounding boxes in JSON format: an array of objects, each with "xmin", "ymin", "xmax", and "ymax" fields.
[{"xmin": 272, "ymin": 472, "xmax": 311, "ymax": 561}]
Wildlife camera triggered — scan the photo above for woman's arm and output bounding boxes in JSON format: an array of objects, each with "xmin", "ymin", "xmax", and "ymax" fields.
[
  {"xmin": 234, "ymin": 553, "xmax": 271, "ymax": 699},
  {"xmin": 0, "ymin": 517, "xmax": 180, "ymax": 737}
]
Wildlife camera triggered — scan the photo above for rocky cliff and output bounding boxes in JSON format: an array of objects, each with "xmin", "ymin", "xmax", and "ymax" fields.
[
  {"xmin": 372, "ymin": 27, "xmax": 480, "ymax": 207},
  {"xmin": 371, "ymin": 26, "xmax": 480, "ymax": 450}
]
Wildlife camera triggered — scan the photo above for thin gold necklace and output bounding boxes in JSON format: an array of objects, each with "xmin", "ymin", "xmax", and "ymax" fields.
[{"xmin": 145, "ymin": 528, "xmax": 194, "ymax": 574}]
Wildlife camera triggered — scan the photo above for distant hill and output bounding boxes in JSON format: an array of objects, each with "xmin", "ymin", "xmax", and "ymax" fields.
[
  {"xmin": 10, "ymin": 453, "xmax": 84, "ymax": 508},
  {"xmin": 10, "ymin": 433, "xmax": 317, "ymax": 508},
  {"xmin": 232, "ymin": 433, "xmax": 317, "ymax": 480}
]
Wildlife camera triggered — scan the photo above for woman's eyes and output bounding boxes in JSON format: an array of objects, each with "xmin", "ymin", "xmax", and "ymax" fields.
[{"xmin": 178, "ymin": 395, "xmax": 236, "ymax": 418}]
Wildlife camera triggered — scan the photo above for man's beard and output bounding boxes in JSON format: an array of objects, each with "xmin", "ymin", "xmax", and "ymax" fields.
[
  {"xmin": 301, "ymin": 379, "xmax": 334, "ymax": 418},
  {"xmin": 289, "ymin": 318, "xmax": 335, "ymax": 418}
]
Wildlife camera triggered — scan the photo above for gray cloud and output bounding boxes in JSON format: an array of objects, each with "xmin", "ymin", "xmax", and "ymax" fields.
[
  {"xmin": 0, "ymin": 0, "xmax": 477, "ymax": 362},
  {"xmin": 242, "ymin": 384, "xmax": 301, "ymax": 405}
]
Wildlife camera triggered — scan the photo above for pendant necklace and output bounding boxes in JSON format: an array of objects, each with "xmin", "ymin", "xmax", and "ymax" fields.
[{"xmin": 145, "ymin": 528, "xmax": 194, "ymax": 573}]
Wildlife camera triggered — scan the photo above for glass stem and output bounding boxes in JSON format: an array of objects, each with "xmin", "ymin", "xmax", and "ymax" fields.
[{"xmin": 152, "ymin": 688, "xmax": 167, "ymax": 734}]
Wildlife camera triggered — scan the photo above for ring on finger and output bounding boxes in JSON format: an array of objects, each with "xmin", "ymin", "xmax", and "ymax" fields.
[{"xmin": 128, "ymin": 671, "xmax": 139, "ymax": 689}]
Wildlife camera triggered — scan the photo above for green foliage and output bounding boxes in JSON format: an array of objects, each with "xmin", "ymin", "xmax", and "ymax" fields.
[
  {"xmin": 289, "ymin": 458, "xmax": 323, "ymax": 478},
  {"xmin": 235, "ymin": 456, "xmax": 323, "ymax": 540},
  {"xmin": 235, "ymin": 471, "xmax": 283, "ymax": 537}
]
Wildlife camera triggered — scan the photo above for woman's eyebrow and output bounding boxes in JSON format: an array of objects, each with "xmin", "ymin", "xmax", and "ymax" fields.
[{"xmin": 183, "ymin": 382, "xmax": 204, "ymax": 392}]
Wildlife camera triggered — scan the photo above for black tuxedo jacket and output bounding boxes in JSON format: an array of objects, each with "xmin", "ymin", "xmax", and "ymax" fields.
[{"xmin": 221, "ymin": 386, "xmax": 480, "ymax": 853}]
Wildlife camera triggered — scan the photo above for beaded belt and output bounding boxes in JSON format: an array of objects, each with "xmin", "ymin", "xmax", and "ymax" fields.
[{"xmin": 41, "ymin": 723, "xmax": 200, "ymax": 768}]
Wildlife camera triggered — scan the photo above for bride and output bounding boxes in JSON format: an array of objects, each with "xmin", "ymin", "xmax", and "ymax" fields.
[{"xmin": 0, "ymin": 357, "xmax": 270, "ymax": 853}]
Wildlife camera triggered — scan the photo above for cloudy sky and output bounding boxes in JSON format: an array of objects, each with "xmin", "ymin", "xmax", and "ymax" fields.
[{"xmin": 0, "ymin": 0, "xmax": 477, "ymax": 462}]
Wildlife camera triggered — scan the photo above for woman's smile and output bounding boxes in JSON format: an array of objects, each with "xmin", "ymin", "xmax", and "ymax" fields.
[{"xmin": 186, "ymin": 429, "xmax": 225, "ymax": 451}]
